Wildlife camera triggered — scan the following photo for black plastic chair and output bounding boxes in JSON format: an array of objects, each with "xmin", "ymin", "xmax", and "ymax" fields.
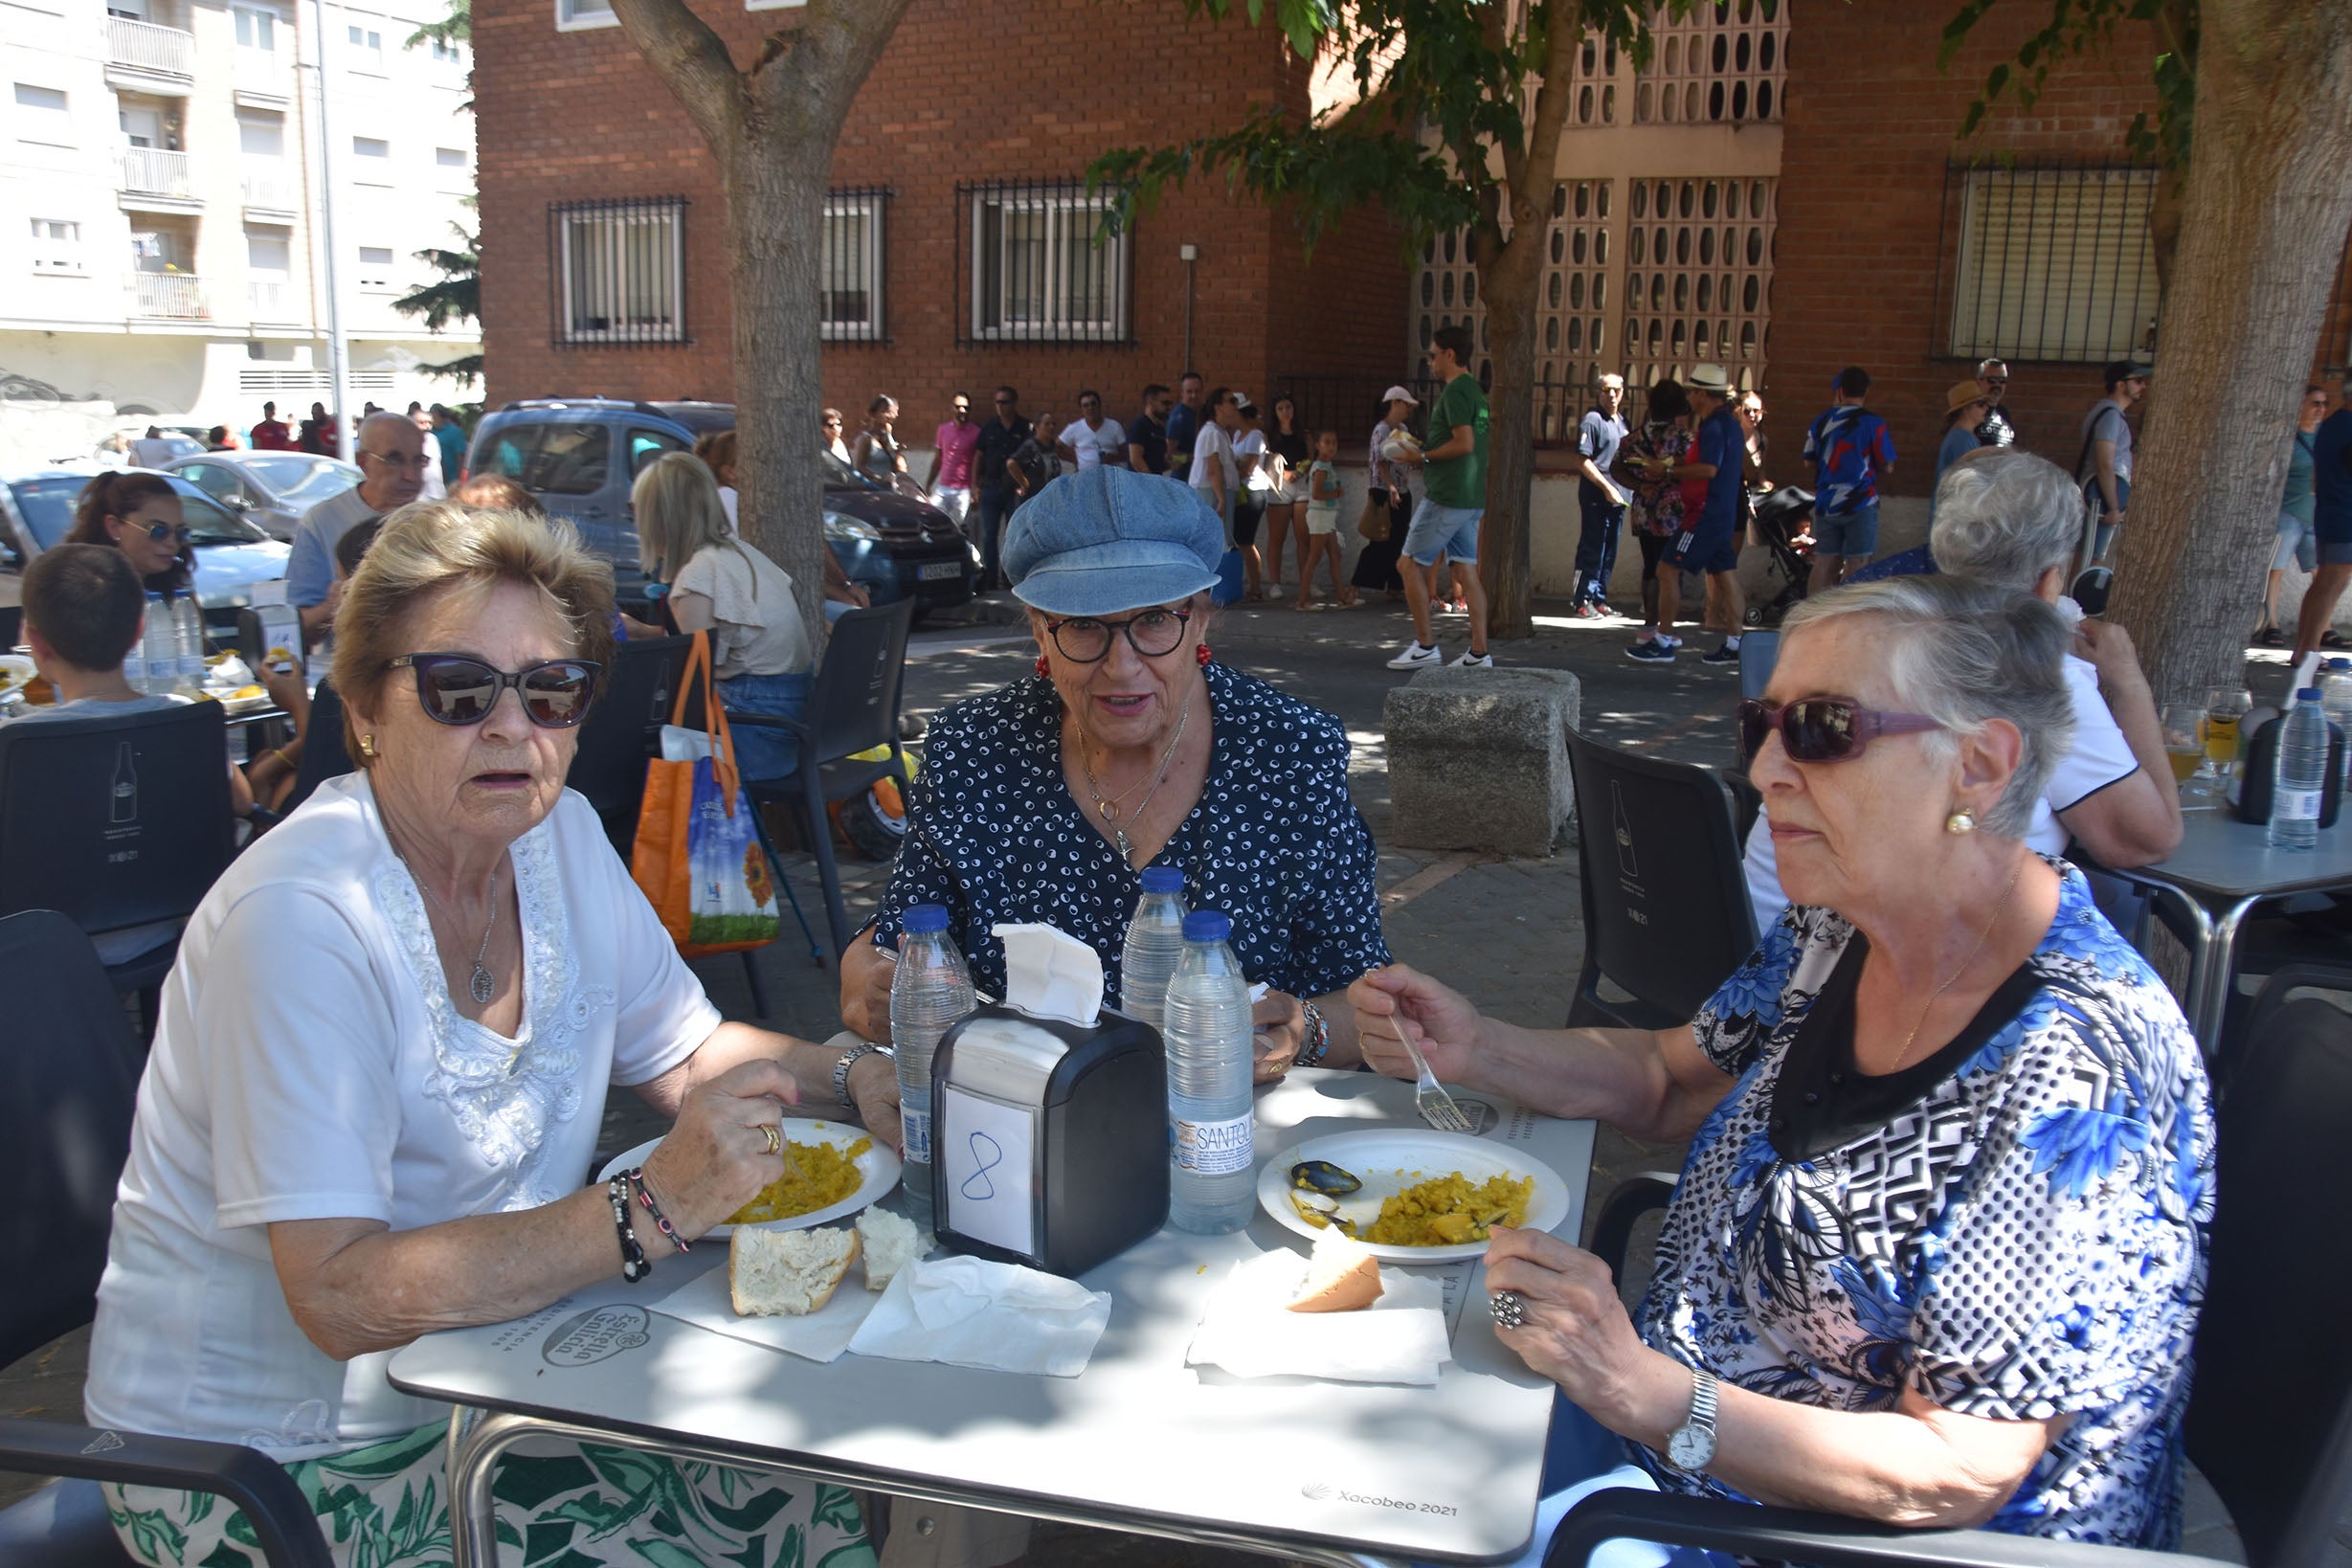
[
  {"xmin": 729, "ymin": 598, "xmax": 916, "ymax": 958},
  {"xmin": 1563, "ymin": 728, "xmax": 1758, "ymax": 1030},
  {"xmin": 0, "ymin": 703, "xmax": 235, "ymax": 999},
  {"xmin": 0, "ymin": 910, "xmax": 332, "ymax": 1568},
  {"xmin": 276, "ymin": 677, "xmax": 351, "ymax": 818},
  {"xmin": 1568, "ymin": 997, "xmax": 2352, "ymax": 1568}
]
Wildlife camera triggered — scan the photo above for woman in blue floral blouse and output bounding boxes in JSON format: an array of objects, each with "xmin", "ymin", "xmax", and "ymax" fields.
[{"xmin": 1353, "ymin": 574, "xmax": 2212, "ymax": 1547}]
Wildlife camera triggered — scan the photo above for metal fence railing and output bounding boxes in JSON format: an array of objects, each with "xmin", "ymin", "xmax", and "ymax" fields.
[
  {"xmin": 107, "ymin": 16, "xmax": 195, "ymax": 78},
  {"xmin": 1937, "ymin": 159, "xmax": 2160, "ymax": 364},
  {"xmin": 549, "ymin": 196, "xmax": 688, "ymax": 347},
  {"xmin": 131, "ymin": 273, "xmax": 207, "ymax": 319},
  {"xmin": 822, "ymin": 186, "xmax": 889, "ymax": 344},
  {"xmin": 117, "ymin": 146, "xmax": 192, "ymax": 199},
  {"xmin": 956, "ymin": 177, "xmax": 1132, "ymax": 347}
]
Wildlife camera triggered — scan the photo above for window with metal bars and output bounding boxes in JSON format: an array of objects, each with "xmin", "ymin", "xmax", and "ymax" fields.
[
  {"xmin": 1939, "ymin": 162, "xmax": 2158, "ymax": 364},
  {"xmin": 958, "ymin": 178, "xmax": 1130, "ymax": 345},
  {"xmin": 822, "ymin": 188, "xmax": 886, "ymax": 343},
  {"xmin": 550, "ymin": 196, "xmax": 685, "ymax": 347}
]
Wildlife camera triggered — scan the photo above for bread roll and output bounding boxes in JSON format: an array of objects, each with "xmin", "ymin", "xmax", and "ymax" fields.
[
  {"xmin": 1286, "ymin": 1230, "xmax": 1383, "ymax": 1313},
  {"xmin": 729, "ymin": 1225, "xmax": 861, "ymax": 1316},
  {"xmin": 856, "ymin": 1207, "xmax": 922, "ymax": 1292}
]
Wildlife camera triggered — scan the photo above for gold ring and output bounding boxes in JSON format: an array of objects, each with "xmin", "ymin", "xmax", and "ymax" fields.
[{"xmin": 762, "ymin": 1124, "xmax": 782, "ymax": 1156}]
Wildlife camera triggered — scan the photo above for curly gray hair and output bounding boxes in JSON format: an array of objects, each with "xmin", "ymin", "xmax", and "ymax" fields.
[
  {"xmin": 1929, "ymin": 450, "xmax": 2086, "ymax": 593},
  {"xmin": 1779, "ymin": 574, "xmax": 2075, "ymax": 839}
]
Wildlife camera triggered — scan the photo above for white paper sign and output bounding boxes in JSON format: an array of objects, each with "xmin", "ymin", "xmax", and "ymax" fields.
[{"xmin": 938, "ymin": 1086, "xmax": 1036, "ymax": 1257}]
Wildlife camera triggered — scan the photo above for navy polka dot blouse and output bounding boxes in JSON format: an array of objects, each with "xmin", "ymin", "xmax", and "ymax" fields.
[{"xmin": 867, "ymin": 661, "xmax": 1391, "ymax": 1007}]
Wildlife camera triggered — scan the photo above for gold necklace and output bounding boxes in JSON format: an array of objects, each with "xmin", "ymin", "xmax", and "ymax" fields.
[
  {"xmin": 1894, "ymin": 856, "xmax": 2025, "ymax": 1060},
  {"xmin": 1078, "ymin": 686, "xmax": 1196, "ymax": 863}
]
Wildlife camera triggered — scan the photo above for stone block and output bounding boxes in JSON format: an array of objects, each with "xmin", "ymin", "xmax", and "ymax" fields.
[{"xmin": 1384, "ymin": 667, "xmax": 1581, "ymax": 857}]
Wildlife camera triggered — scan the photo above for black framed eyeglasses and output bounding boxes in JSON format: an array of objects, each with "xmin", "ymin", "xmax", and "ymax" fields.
[
  {"xmin": 1043, "ymin": 608, "xmax": 1192, "ymax": 663},
  {"xmin": 387, "ymin": 653, "xmax": 602, "ymax": 728},
  {"xmin": 1737, "ymin": 697, "xmax": 1940, "ymax": 765}
]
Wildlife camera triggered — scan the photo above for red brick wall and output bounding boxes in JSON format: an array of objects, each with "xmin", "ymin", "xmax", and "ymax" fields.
[
  {"xmin": 473, "ymin": 0, "xmax": 1405, "ymax": 426},
  {"xmin": 1765, "ymin": 6, "xmax": 2161, "ymax": 493}
]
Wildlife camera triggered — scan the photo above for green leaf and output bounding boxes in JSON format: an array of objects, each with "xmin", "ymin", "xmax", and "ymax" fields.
[
  {"xmin": 186, "ymin": 1490, "xmax": 217, "ymax": 1526},
  {"xmin": 811, "ymin": 1485, "xmax": 864, "ymax": 1534},
  {"xmin": 496, "ymin": 1453, "xmax": 598, "ymax": 1512},
  {"xmin": 197, "ymin": 1542, "xmax": 260, "ymax": 1568},
  {"xmin": 817, "ymin": 1540, "xmax": 879, "ymax": 1568},
  {"xmin": 624, "ymin": 1543, "xmax": 708, "ymax": 1568}
]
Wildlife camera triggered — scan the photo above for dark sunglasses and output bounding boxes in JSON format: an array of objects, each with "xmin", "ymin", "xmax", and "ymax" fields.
[
  {"xmin": 1044, "ymin": 608, "xmax": 1192, "ymax": 663},
  {"xmin": 134, "ymin": 521, "xmax": 192, "ymax": 544},
  {"xmin": 387, "ymin": 653, "xmax": 601, "ymax": 728},
  {"xmin": 1738, "ymin": 697, "xmax": 1940, "ymax": 765}
]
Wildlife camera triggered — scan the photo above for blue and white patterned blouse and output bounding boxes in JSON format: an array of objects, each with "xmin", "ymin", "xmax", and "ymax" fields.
[
  {"xmin": 1634, "ymin": 862, "xmax": 2214, "ymax": 1546},
  {"xmin": 867, "ymin": 661, "xmax": 1391, "ymax": 1008}
]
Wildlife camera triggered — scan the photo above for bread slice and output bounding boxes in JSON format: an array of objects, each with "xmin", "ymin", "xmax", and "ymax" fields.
[
  {"xmin": 1286, "ymin": 1230, "xmax": 1383, "ymax": 1313},
  {"xmin": 729, "ymin": 1225, "xmax": 861, "ymax": 1317},
  {"xmin": 856, "ymin": 1206, "xmax": 922, "ymax": 1292}
]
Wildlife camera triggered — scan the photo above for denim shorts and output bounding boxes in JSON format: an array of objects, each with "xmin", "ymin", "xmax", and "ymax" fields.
[
  {"xmin": 1402, "ymin": 498, "xmax": 1483, "ymax": 566},
  {"xmin": 1812, "ymin": 500, "xmax": 1879, "ymax": 558},
  {"xmin": 2275, "ymin": 510, "xmax": 2318, "ymax": 573}
]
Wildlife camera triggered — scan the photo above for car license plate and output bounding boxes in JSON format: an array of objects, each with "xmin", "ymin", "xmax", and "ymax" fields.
[{"xmin": 918, "ymin": 561, "xmax": 963, "ymax": 581}]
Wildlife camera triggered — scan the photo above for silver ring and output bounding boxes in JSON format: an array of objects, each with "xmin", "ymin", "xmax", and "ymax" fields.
[{"xmin": 1490, "ymin": 1289, "xmax": 1528, "ymax": 1330}]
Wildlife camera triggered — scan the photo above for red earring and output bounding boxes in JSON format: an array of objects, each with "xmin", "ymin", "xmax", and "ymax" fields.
[
  {"xmin": 1196, "ymin": 643, "xmax": 1213, "ymax": 667},
  {"xmin": 1036, "ymin": 653, "xmax": 1052, "ymax": 678}
]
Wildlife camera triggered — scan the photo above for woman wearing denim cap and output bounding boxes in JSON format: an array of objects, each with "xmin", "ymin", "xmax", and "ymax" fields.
[{"xmin": 840, "ymin": 465, "xmax": 1391, "ymax": 1080}]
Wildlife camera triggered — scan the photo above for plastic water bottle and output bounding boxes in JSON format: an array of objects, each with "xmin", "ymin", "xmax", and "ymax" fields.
[
  {"xmin": 1118, "ymin": 866, "xmax": 1188, "ymax": 1033},
  {"xmin": 1163, "ymin": 909, "xmax": 1256, "ymax": 1234},
  {"xmin": 2321, "ymin": 660, "xmax": 2352, "ymax": 788},
  {"xmin": 170, "ymin": 594, "xmax": 207, "ymax": 692},
  {"xmin": 121, "ymin": 629, "xmax": 146, "ymax": 693},
  {"xmin": 2269, "ymin": 687, "xmax": 2328, "ymax": 852},
  {"xmin": 888, "ymin": 903, "xmax": 974, "ymax": 1229},
  {"xmin": 141, "ymin": 594, "xmax": 175, "ymax": 695}
]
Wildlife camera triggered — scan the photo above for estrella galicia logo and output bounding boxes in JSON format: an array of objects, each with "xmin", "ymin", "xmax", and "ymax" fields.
[
  {"xmin": 1300, "ymin": 1481, "xmax": 1333, "ymax": 1501},
  {"xmin": 542, "ymin": 1305, "xmax": 653, "ymax": 1367}
]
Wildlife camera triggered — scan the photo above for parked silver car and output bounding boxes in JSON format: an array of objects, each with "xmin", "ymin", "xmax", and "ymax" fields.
[
  {"xmin": 2, "ymin": 466, "xmax": 293, "ymax": 633},
  {"xmin": 164, "ymin": 451, "xmax": 364, "ymax": 542}
]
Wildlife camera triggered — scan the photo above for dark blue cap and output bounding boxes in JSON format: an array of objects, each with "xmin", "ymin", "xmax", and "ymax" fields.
[
  {"xmin": 1140, "ymin": 867, "xmax": 1184, "ymax": 893},
  {"xmin": 1181, "ymin": 909, "xmax": 1230, "ymax": 943},
  {"xmin": 904, "ymin": 903, "xmax": 949, "ymax": 934},
  {"xmin": 2299, "ymin": 687, "xmax": 2322, "ymax": 701}
]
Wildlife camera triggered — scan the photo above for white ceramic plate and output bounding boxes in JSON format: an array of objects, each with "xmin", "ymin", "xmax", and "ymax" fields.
[
  {"xmin": 598, "ymin": 1119, "xmax": 901, "ymax": 1239},
  {"xmin": 0, "ymin": 654, "xmax": 34, "ymax": 694},
  {"xmin": 1256, "ymin": 1129, "xmax": 1571, "ymax": 1264}
]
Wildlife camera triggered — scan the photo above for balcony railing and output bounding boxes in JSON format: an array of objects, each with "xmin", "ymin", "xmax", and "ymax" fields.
[
  {"xmin": 131, "ymin": 272, "xmax": 208, "ymax": 319},
  {"xmin": 118, "ymin": 146, "xmax": 194, "ymax": 199},
  {"xmin": 107, "ymin": 16, "xmax": 196, "ymax": 80},
  {"xmin": 247, "ymin": 279, "xmax": 293, "ymax": 318},
  {"xmin": 241, "ymin": 168, "xmax": 297, "ymax": 210}
]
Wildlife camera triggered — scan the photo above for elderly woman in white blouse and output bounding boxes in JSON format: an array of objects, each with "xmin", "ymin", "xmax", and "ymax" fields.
[{"xmin": 83, "ymin": 503, "xmax": 899, "ymax": 1568}]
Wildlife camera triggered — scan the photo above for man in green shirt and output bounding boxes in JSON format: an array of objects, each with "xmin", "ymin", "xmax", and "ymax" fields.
[{"xmin": 1386, "ymin": 324, "xmax": 1493, "ymax": 669}]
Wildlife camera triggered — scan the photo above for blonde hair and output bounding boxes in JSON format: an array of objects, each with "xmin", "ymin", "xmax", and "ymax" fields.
[
  {"xmin": 631, "ymin": 451, "xmax": 746, "ymax": 592},
  {"xmin": 330, "ymin": 501, "xmax": 616, "ymax": 766}
]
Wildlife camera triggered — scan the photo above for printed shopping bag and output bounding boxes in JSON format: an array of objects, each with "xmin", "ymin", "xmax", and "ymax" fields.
[{"xmin": 631, "ymin": 632, "xmax": 782, "ymax": 955}]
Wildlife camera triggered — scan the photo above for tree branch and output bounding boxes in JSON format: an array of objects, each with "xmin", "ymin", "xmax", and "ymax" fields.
[
  {"xmin": 607, "ymin": 0, "xmax": 744, "ymax": 157},
  {"xmin": 747, "ymin": 0, "xmax": 912, "ymax": 134}
]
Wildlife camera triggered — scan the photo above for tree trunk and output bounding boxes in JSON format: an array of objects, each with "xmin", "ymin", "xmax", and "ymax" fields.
[{"xmin": 2111, "ymin": 0, "xmax": 2352, "ymax": 708}]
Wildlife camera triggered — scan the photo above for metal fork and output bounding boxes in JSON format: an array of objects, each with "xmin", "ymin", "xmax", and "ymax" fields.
[{"xmin": 1398, "ymin": 1032, "xmax": 1473, "ymax": 1133}]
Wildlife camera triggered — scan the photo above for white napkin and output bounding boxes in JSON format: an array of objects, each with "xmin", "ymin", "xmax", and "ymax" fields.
[
  {"xmin": 1186, "ymin": 1250, "xmax": 1452, "ymax": 1385},
  {"xmin": 991, "ymin": 922, "xmax": 1102, "ymax": 1026},
  {"xmin": 643, "ymin": 1256, "xmax": 880, "ymax": 1363},
  {"xmin": 848, "ymin": 1254, "xmax": 1112, "ymax": 1377}
]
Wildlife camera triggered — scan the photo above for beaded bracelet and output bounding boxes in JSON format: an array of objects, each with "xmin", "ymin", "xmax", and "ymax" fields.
[
  {"xmin": 627, "ymin": 1167, "xmax": 690, "ymax": 1254},
  {"xmin": 608, "ymin": 1175, "xmax": 651, "ymax": 1283}
]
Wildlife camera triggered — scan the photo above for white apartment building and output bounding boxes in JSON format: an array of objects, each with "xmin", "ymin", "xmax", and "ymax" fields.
[{"xmin": 0, "ymin": 0, "xmax": 479, "ymax": 440}]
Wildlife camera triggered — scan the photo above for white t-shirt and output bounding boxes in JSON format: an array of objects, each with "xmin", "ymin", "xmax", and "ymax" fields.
[
  {"xmin": 1188, "ymin": 422, "xmax": 1238, "ymax": 496},
  {"xmin": 1236, "ymin": 428, "xmax": 1274, "ymax": 493},
  {"xmin": 1742, "ymin": 654, "xmax": 2140, "ymax": 932},
  {"xmin": 717, "ymin": 484, "xmax": 739, "ymax": 527},
  {"xmin": 84, "ymin": 774, "xmax": 719, "ymax": 1456},
  {"xmin": 671, "ymin": 539, "xmax": 813, "ymax": 681},
  {"xmin": 1057, "ymin": 416, "xmax": 1127, "ymax": 471}
]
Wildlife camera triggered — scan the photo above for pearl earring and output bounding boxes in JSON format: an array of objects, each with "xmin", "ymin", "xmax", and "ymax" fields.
[{"xmin": 1945, "ymin": 808, "xmax": 1976, "ymax": 835}]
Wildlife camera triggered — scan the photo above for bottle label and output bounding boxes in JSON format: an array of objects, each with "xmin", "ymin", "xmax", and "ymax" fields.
[
  {"xmin": 902, "ymin": 1106, "xmax": 931, "ymax": 1167},
  {"xmin": 1171, "ymin": 1113, "xmax": 1254, "ymax": 1176},
  {"xmin": 2277, "ymin": 788, "xmax": 2322, "ymax": 823}
]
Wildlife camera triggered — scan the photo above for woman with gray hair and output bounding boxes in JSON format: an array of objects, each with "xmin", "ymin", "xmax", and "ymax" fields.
[
  {"xmin": 1741, "ymin": 448, "xmax": 2182, "ymax": 930},
  {"xmin": 1350, "ymin": 573, "xmax": 2213, "ymax": 1547}
]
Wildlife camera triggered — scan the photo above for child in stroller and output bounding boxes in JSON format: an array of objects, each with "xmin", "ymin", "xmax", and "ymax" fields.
[{"xmin": 1742, "ymin": 483, "xmax": 1815, "ymax": 627}]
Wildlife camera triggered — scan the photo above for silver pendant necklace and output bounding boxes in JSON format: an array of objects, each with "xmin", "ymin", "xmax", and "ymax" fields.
[{"xmin": 407, "ymin": 857, "xmax": 503, "ymax": 1004}]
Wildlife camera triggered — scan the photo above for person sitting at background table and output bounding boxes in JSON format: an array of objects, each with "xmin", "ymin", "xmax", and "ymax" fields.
[
  {"xmin": 1742, "ymin": 450, "xmax": 2183, "ymax": 931},
  {"xmin": 696, "ymin": 427, "xmax": 869, "ymax": 619},
  {"xmin": 65, "ymin": 470, "xmax": 196, "ymax": 603},
  {"xmin": 1352, "ymin": 574, "xmax": 2212, "ymax": 1548},
  {"xmin": 840, "ymin": 464, "xmax": 1391, "ymax": 1077},
  {"xmin": 81, "ymin": 502, "xmax": 898, "ymax": 1568}
]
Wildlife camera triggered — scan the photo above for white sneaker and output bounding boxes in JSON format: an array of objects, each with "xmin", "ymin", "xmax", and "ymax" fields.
[
  {"xmin": 1451, "ymin": 650, "xmax": 1494, "ymax": 668},
  {"xmin": 1386, "ymin": 641, "xmax": 1445, "ymax": 669}
]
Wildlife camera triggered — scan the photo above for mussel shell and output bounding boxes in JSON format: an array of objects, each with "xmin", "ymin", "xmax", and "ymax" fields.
[{"xmin": 1289, "ymin": 1158, "xmax": 1363, "ymax": 1196}]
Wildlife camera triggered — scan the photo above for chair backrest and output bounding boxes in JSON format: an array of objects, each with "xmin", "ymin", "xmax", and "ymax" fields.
[
  {"xmin": 0, "ymin": 702, "xmax": 233, "ymax": 939},
  {"xmin": 2184, "ymin": 996, "xmax": 2352, "ymax": 1567},
  {"xmin": 1564, "ymin": 726, "xmax": 1758, "ymax": 1023},
  {"xmin": 801, "ymin": 597, "xmax": 915, "ymax": 767},
  {"xmin": 566, "ymin": 634, "xmax": 693, "ymax": 861},
  {"xmin": 280, "ymin": 677, "xmax": 352, "ymax": 817},
  {"xmin": 0, "ymin": 910, "xmax": 142, "ymax": 1367}
]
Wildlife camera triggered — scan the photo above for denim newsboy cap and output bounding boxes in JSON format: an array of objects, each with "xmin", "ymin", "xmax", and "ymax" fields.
[{"xmin": 1002, "ymin": 467, "xmax": 1224, "ymax": 616}]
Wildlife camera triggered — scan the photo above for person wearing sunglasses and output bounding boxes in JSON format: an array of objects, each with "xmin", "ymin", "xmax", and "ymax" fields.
[
  {"xmin": 1973, "ymin": 357, "xmax": 2017, "ymax": 448},
  {"xmin": 66, "ymin": 469, "xmax": 195, "ymax": 601},
  {"xmin": 1350, "ymin": 573, "xmax": 2211, "ymax": 1549},
  {"xmin": 83, "ymin": 502, "xmax": 900, "ymax": 1568}
]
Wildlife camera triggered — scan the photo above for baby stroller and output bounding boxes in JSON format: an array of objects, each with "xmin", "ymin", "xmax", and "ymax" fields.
[{"xmin": 1742, "ymin": 484, "xmax": 1816, "ymax": 628}]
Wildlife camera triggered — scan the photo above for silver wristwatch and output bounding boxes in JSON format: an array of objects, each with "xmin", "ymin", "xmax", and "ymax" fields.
[
  {"xmin": 1666, "ymin": 1369, "xmax": 1719, "ymax": 1473},
  {"xmin": 833, "ymin": 1042, "xmax": 892, "ymax": 1113}
]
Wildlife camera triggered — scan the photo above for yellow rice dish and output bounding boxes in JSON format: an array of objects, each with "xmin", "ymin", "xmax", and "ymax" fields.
[
  {"xmin": 726, "ymin": 1131, "xmax": 873, "ymax": 1224},
  {"xmin": 1363, "ymin": 1170, "xmax": 1534, "ymax": 1247}
]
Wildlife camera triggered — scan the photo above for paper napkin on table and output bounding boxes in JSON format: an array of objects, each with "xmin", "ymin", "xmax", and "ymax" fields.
[
  {"xmin": 644, "ymin": 1256, "xmax": 879, "ymax": 1363},
  {"xmin": 1186, "ymin": 1250, "xmax": 1453, "ymax": 1385},
  {"xmin": 847, "ymin": 1254, "xmax": 1112, "ymax": 1377}
]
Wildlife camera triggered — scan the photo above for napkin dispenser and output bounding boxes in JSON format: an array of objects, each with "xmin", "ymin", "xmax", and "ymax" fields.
[
  {"xmin": 2233, "ymin": 713, "xmax": 2346, "ymax": 827},
  {"xmin": 235, "ymin": 603, "xmax": 302, "ymax": 672},
  {"xmin": 930, "ymin": 1004, "xmax": 1168, "ymax": 1278}
]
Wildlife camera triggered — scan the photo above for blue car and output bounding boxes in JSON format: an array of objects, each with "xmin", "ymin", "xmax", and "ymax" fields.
[{"xmin": 2, "ymin": 466, "xmax": 292, "ymax": 635}]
